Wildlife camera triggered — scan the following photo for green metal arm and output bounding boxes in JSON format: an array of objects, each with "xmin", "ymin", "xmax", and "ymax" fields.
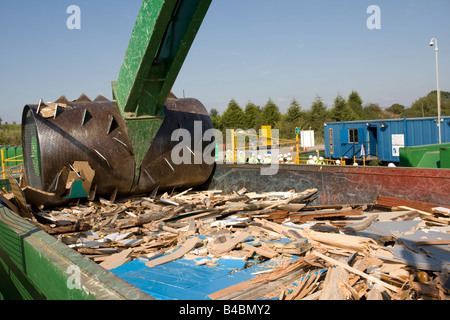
[
  {"xmin": 112, "ymin": 0, "xmax": 212, "ymax": 118},
  {"xmin": 111, "ymin": 0, "xmax": 212, "ymax": 169}
]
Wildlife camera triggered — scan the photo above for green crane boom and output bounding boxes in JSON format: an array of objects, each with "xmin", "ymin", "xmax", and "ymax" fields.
[
  {"xmin": 112, "ymin": 0, "xmax": 212, "ymax": 167},
  {"xmin": 113, "ymin": 0, "xmax": 212, "ymax": 117}
]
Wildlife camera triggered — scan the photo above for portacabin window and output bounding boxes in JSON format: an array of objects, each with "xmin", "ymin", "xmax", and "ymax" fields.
[{"xmin": 348, "ymin": 128, "xmax": 359, "ymax": 143}]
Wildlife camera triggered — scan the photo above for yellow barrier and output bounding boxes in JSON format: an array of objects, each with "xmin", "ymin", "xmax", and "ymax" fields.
[
  {"xmin": 1, "ymin": 149, "xmax": 24, "ymax": 180},
  {"xmin": 232, "ymin": 129, "xmax": 299, "ymax": 162}
]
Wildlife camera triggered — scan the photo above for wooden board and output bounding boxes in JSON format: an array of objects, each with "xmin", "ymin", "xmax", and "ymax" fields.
[
  {"xmin": 208, "ymin": 232, "xmax": 251, "ymax": 255},
  {"xmin": 376, "ymin": 195, "xmax": 450, "ymax": 214},
  {"xmin": 145, "ymin": 237, "xmax": 201, "ymax": 268},
  {"xmin": 7, "ymin": 173, "xmax": 34, "ymax": 219},
  {"xmin": 100, "ymin": 248, "xmax": 133, "ymax": 270}
]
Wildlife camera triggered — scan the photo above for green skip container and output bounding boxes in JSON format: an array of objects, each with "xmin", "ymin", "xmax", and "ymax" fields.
[{"xmin": 399, "ymin": 143, "xmax": 450, "ymax": 168}]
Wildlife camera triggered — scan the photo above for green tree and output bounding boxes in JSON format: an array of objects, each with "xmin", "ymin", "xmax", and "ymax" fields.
[
  {"xmin": 0, "ymin": 123, "xmax": 22, "ymax": 145},
  {"xmin": 408, "ymin": 91, "xmax": 450, "ymax": 117},
  {"xmin": 401, "ymin": 91, "xmax": 450, "ymax": 118},
  {"xmin": 361, "ymin": 103, "xmax": 386, "ymax": 120},
  {"xmin": 261, "ymin": 98, "xmax": 281, "ymax": 127},
  {"xmin": 347, "ymin": 90, "xmax": 363, "ymax": 118},
  {"xmin": 408, "ymin": 97, "xmax": 433, "ymax": 117},
  {"xmin": 220, "ymin": 99, "xmax": 245, "ymax": 129},
  {"xmin": 329, "ymin": 94, "xmax": 358, "ymax": 122},
  {"xmin": 440, "ymin": 91, "xmax": 450, "ymax": 116},
  {"xmin": 209, "ymin": 108, "xmax": 222, "ymax": 131},
  {"xmin": 386, "ymin": 103, "xmax": 405, "ymax": 116},
  {"xmin": 306, "ymin": 95, "xmax": 329, "ymax": 138},
  {"xmin": 243, "ymin": 102, "xmax": 262, "ymax": 130},
  {"xmin": 279, "ymin": 99, "xmax": 305, "ymax": 139},
  {"xmin": 285, "ymin": 99, "xmax": 304, "ymax": 124}
]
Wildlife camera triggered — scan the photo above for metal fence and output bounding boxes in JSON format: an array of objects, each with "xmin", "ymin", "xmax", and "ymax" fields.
[{"xmin": 1, "ymin": 147, "xmax": 24, "ymax": 186}]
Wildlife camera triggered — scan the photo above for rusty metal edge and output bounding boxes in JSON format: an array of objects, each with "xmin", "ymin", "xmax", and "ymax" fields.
[{"xmin": 208, "ymin": 164, "xmax": 450, "ymax": 206}]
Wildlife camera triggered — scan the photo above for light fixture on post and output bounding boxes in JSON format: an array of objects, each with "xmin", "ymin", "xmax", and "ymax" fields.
[{"xmin": 429, "ymin": 38, "xmax": 442, "ymax": 144}]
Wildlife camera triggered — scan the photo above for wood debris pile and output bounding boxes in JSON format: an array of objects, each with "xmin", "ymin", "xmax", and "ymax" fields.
[{"xmin": 2, "ymin": 185, "xmax": 450, "ymax": 300}]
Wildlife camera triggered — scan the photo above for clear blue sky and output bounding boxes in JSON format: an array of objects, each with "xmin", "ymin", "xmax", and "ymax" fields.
[{"xmin": 0, "ymin": 0, "xmax": 449, "ymax": 123}]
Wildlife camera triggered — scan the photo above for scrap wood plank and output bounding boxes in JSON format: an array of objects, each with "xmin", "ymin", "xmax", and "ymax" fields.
[
  {"xmin": 232, "ymin": 267, "xmax": 322, "ymax": 301},
  {"xmin": 41, "ymin": 221, "xmax": 92, "ymax": 235},
  {"xmin": 375, "ymin": 196, "xmax": 450, "ymax": 214},
  {"xmin": 318, "ymin": 264, "xmax": 350, "ymax": 300},
  {"xmin": 430, "ymin": 207, "xmax": 450, "ymax": 224},
  {"xmin": 397, "ymin": 206, "xmax": 450, "ymax": 225},
  {"xmin": 284, "ymin": 270, "xmax": 321, "ymax": 300},
  {"xmin": 145, "ymin": 222, "xmax": 181, "ymax": 235},
  {"xmin": 413, "ymin": 240, "xmax": 450, "ymax": 246},
  {"xmin": 171, "ymin": 188, "xmax": 193, "ymax": 198},
  {"xmin": 145, "ymin": 236, "xmax": 201, "ymax": 267},
  {"xmin": 209, "ymin": 231, "xmax": 251, "ymax": 255},
  {"xmin": 22, "ymin": 186, "xmax": 58, "ymax": 210},
  {"xmin": 34, "ymin": 211, "xmax": 78, "ymax": 226},
  {"xmin": 7, "ymin": 173, "xmax": 33, "ymax": 219},
  {"xmin": 300, "ymin": 203, "xmax": 365, "ymax": 211},
  {"xmin": 397, "ymin": 206, "xmax": 433, "ymax": 217},
  {"xmin": 264, "ymin": 189, "xmax": 318, "ymax": 210},
  {"xmin": 254, "ymin": 218, "xmax": 304, "ymax": 240},
  {"xmin": 366, "ymin": 210, "xmax": 418, "ymax": 222},
  {"xmin": 99, "ymin": 248, "xmax": 134, "ymax": 270},
  {"xmin": 217, "ymin": 201, "xmax": 272, "ymax": 215},
  {"xmin": 131, "ymin": 240, "xmax": 167, "ymax": 252},
  {"xmin": 343, "ymin": 214, "xmax": 378, "ymax": 232},
  {"xmin": 303, "ymin": 230, "xmax": 379, "ymax": 252},
  {"xmin": 76, "ymin": 247, "xmax": 119, "ymax": 255},
  {"xmin": 219, "ymin": 267, "xmax": 305, "ymax": 300},
  {"xmin": 115, "ymin": 238, "xmax": 144, "ymax": 247},
  {"xmin": 313, "ymin": 251, "xmax": 399, "ymax": 293},
  {"xmin": 260, "ymin": 210, "xmax": 290, "ymax": 222},
  {"xmin": 348, "ymin": 254, "xmax": 383, "ymax": 286},
  {"xmin": 241, "ymin": 243, "xmax": 279, "ymax": 259},
  {"xmin": 208, "ymin": 249, "xmax": 326, "ymax": 300},
  {"xmin": 433, "ymin": 207, "xmax": 450, "ymax": 217},
  {"xmin": 169, "ymin": 208, "xmax": 221, "ymax": 222},
  {"xmin": 116, "ymin": 209, "xmax": 172, "ymax": 229},
  {"xmin": 283, "ymin": 203, "xmax": 307, "ymax": 212},
  {"xmin": 262, "ymin": 239, "xmax": 311, "ymax": 256},
  {"xmin": 0, "ymin": 193, "xmax": 20, "ymax": 214},
  {"xmin": 291, "ymin": 209, "xmax": 363, "ymax": 222},
  {"xmin": 288, "ymin": 188, "xmax": 318, "ymax": 203}
]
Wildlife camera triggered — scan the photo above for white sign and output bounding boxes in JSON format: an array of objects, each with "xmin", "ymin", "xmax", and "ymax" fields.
[
  {"xmin": 301, "ymin": 130, "xmax": 315, "ymax": 148},
  {"xmin": 391, "ymin": 134, "xmax": 404, "ymax": 157},
  {"xmin": 392, "ymin": 146, "xmax": 403, "ymax": 157},
  {"xmin": 392, "ymin": 134, "xmax": 405, "ymax": 146}
]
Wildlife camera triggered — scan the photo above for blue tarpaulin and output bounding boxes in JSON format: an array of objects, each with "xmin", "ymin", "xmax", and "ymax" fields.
[
  {"xmin": 110, "ymin": 237, "xmax": 300, "ymax": 300},
  {"xmin": 111, "ymin": 255, "xmax": 289, "ymax": 300}
]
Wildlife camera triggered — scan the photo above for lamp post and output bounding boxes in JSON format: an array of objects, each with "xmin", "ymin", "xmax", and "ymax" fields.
[{"xmin": 429, "ymin": 38, "xmax": 442, "ymax": 144}]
